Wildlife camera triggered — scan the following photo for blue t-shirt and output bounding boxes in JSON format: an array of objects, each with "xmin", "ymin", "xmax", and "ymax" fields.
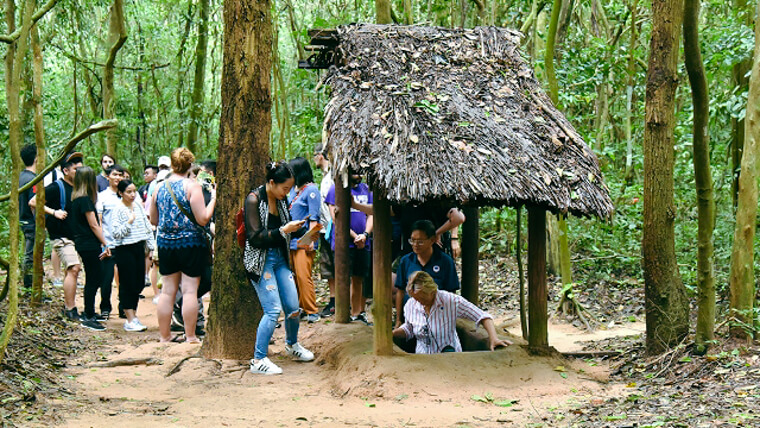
[
  {"xmin": 324, "ymin": 183, "xmax": 372, "ymax": 250},
  {"xmin": 394, "ymin": 246, "xmax": 460, "ymax": 292},
  {"xmin": 288, "ymin": 183, "xmax": 321, "ymax": 250}
]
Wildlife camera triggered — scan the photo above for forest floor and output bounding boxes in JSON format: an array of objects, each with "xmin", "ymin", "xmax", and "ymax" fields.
[{"xmin": 1, "ymin": 255, "xmax": 759, "ymax": 427}]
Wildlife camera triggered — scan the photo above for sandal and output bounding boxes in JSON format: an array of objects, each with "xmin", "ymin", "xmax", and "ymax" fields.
[{"xmin": 170, "ymin": 334, "xmax": 185, "ymax": 343}]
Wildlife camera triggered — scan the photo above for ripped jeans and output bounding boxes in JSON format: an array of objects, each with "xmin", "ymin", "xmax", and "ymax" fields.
[{"xmin": 251, "ymin": 248, "xmax": 301, "ymax": 360}]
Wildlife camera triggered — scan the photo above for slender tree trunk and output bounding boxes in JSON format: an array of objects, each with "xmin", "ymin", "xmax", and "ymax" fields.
[
  {"xmin": 175, "ymin": 0, "xmax": 195, "ymax": 147},
  {"xmin": 376, "ymin": 0, "xmax": 391, "ymax": 24},
  {"xmin": 555, "ymin": 0, "xmax": 574, "ymax": 51},
  {"xmin": 186, "ymin": 0, "xmax": 210, "ymax": 153},
  {"xmin": 623, "ymin": 0, "xmax": 638, "ymax": 182},
  {"xmin": 102, "ymin": 0, "xmax": 127, "ymax": 157},
  {"xmin": 403, "ymin": 0, "xmax": 413, "ymax": 24},
  {"xmin": 1, "ymin": 0, "xmax": 35, "ymax": 363},
  {"xmin": 683, "ymin": 0, "xmax": 715, "ymax": 351},
  {"xmin": 284, "ymin": 0, "xmax": 305, "ymax": 60},
  {"xmin": 30, "ymin": 20, "xmax": 46, "ymax": 306},
  {"xmin": 72, "ymin": 60, "xmax": 79, "ymax": 134},
  {"xmin": 517, "ymin": 206, "xmax": 528, "ymax": 340},
  {"xmin": 728, "ymin": 0, "xmax": 760, "ymax": 339},
  {"xmin": 731, "ymin": 0, "xmax": 752, "ymax": 208},
  {"xmin": 544, "ymin": 0, "xmax": 562, "ymax": 104},
  {"xmin": 203, "ymin": 0, "xmax": 271, "ymax": 359},
  {"xmin": 642, "ymin": 0, "xmax": 689, "ymax": 355}
]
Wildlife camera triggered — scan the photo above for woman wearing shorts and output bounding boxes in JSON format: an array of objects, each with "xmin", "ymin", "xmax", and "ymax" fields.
[{"xmin": 150, "ymin": 148, "xmax": 215, "ymax": 343}]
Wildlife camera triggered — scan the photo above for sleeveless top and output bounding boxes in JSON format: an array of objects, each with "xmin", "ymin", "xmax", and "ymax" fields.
[{"xmin": 156, "ymin": 179, "xmax": 206, "ymax": 249}]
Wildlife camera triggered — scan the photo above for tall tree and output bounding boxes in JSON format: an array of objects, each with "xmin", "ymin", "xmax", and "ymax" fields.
[
  {"xmin": 1, "ymin": 0, "xmax": 36, "ymax": 363},
  {"xmin": 642, "ymin": 0, "xmax": 689, "ymax": 354},
  {"xmin": 731, "ymin": 0, "xmax": 753, "ymax": 208},
  {"xmin": 683, "ymin": 0, "xmax": 715, "ymax": 352},
  {"xmin": 376, "ymin": 0, "xmax": 391, "ymax": 24},
  {"xmin": 203, "ymin": 0, "xmax": 271, "ymax": 359},
  {"xmin": 103, "ymin": 0, "xmax": 127, "ymax": 157},
  {"xmin": 186, "ymin": 0, "xmax": 210, "ymax": 153},
  {"xmin": 728, "ymin": 0, "xmax": 760, "ymax": 339},
  {"xmin": 30, "ymin": 20, "xmax": 46, "ymax": 306}
]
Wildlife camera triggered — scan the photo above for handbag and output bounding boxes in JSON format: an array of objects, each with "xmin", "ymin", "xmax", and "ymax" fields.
[{"xmin": 164, "ymin": 181, "xmax": 214, "ymax": 265}]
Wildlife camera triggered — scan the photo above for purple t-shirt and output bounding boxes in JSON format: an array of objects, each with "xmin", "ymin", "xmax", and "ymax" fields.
[{"xmin": 324, "ymin": 183, "xmax": 372, "ymax": 250}]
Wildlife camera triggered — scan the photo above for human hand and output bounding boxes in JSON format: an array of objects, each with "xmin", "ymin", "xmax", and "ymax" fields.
[
  {"xmin": 354, "ymin": 233, "xmax": 367, "ymax": 249},
  {"xmin": 489, "ymin": 337, "xmax": 513, "ymax": 351},
  {"xmin": 451, "ymin": 239, "xmax": 461, "ymax": 258},
  {"xmin": 99, "ymin": 247, "xmax": 111, "ymax": 260},
  {"xmin": 282, "ymin": 219, "xmax": 306, "ymax": 234},
  {"xmin": 54, "ymin": 209, "xmax": 67, "ymax": 220}
]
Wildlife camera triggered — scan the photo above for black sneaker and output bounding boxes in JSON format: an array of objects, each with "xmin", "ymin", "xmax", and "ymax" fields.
[
  {"xmin": 350, "ymin": 311, "xmax": 373, "ymax": 326},
  {"xmin": 63, "ymin": 307, "xmax": 80, "ymax": 321},
  {"xmin": 320, "ymin": 302, "xmax": 335, "ymax": 318},
  {"xmin": 97, "ymin": 311, "xmax": 110, "ymax": 321},
  {"xmin": 80, "ymin": 316, "xmax": 106, "ymax": 331},
  {"xmin": 118, "ymin": 309, "xmax": 127, "ymax": 319}
]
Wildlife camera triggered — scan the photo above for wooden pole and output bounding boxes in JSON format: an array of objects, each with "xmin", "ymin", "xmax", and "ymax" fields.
[
  {"xmin": 527, "ymin": 206, "xmax": 548, "ymax": 349},
  {"xmin": 372, "ymin": 189, "xmax": 393, "ymax": 355},
  {"xmin": 334, "ymin": 179, "xmax": 352, "ymax": 323},
  {"xmin": 460, "ymin": 206, "xmax": 479, "ymax": 304}
]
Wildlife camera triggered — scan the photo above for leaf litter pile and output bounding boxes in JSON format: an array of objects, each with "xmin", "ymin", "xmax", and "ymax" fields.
[
  {"xmin": 321, "ymin": 24, "xmax": 612, "ymax": 218},
  {"xmin": 0, "ymin": 287, "xmax": 87, "ymax": 425}
]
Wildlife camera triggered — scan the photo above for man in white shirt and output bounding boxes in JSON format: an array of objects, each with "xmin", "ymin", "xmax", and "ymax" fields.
[{"xmin": 96, "ymin": 164, "xmax": 124, "ymax": 319}]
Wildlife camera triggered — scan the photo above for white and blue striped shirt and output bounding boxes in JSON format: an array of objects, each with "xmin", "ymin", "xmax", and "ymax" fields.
[
  {"xmin": 400, "ymin": 290, "xmax": 492, "ymax": 354},
  {"xmin": 112, "ymin": 202, "xmax": 154, "ymax": 248}
]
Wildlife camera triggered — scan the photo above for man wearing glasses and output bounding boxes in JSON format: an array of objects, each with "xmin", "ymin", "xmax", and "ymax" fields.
[{"xmin": 393, "ymin": 219, "xmax": 459, "ymax": 329}]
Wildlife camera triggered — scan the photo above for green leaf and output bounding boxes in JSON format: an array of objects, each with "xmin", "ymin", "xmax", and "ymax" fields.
[
  {"xmin": 471, "ymin": 395, "xmax": 488, "ymax": 403},
  {"xmin": 364, "ymin": 403, "xmax": 376, "ymax": 408},
  {"xmin": 494, "ymin": 399, "xmax": 518, "ymax": 407},
  {"xmin": 605, "ymin": 414, "xmax": 627, "ymax": 421}
]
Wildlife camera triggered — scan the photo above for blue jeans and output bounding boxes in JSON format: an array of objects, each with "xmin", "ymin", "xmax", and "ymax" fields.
[{"xmin": 252, "ymin": 249, "xmax": 300, "ymax": 360}]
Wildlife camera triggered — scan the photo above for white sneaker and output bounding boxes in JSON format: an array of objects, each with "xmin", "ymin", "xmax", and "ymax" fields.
[
  {"xmin": 285, "ymin": 343, "xmax": 314, "ymax": 362},
  {"xmin": 249, "ymin": 357, "xmax": 283, "ymax": 375},
  {"xmin": 152, "ymin": 296, "xmax": 160, "ymax": 305},
  {"xmin": 124, "ymin": 319, "xmax": 147, "ymax": 332}
]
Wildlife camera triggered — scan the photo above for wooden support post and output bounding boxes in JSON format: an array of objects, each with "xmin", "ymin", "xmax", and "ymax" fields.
[
  {"xmin": 527, "ymin": 205, "xmax": 548, "ymax": 350},
  {"xmin": 334, "ymin": 180, "xmax": 351, "ymax": 323},
  {"xmin": 372, "ymin": 189, "xmax": 393, "ymax": 355},
  {"xmin": 460, "ymin": 206, "xmax": 479, "ymax": 304}
]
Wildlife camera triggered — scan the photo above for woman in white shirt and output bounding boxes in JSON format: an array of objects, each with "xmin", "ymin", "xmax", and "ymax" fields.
[
  {"xmin": 392, "ymin": 271, "xmax": 512, "ymax": 354},
  {"xmin": 112, "ymin": 179, "xmax": 154, "ymax": 332}
]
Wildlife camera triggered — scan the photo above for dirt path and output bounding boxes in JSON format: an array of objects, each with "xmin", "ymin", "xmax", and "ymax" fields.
[{"xmin": 41, "ymin": 286, "xmax": 643, "ymax": 427}]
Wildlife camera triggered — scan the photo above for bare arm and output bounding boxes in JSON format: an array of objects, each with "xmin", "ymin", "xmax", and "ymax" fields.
[
  {"xmin": 350, "ymin": 197, "xmax": 373, "ymax": 215},
  {"xmin": 479, "ymin": 318, "xmax": 513, "ymax": 351},
  {"xmin": 149, "ymin": 189, "xmax": 159, "ymax": 226},
  {"xmin": 187, "ymin": 181, "xmax": 216, "ymax": 226},
  {"xmin": 29, "ymin": 194, "xmax": 66, "ymax": 218}
]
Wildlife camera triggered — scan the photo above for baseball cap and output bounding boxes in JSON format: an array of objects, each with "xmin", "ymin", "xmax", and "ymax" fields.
[
  {"xmin": 157, "ymin": 156, "xmax": 171, "ymax": 168},
  {"xmin": 64, "ymin": 151, "xmax": 84, "ymax": 163}
]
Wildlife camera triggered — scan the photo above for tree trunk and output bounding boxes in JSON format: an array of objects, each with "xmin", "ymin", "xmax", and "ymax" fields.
[
  {"xmin": 516, "ymin": 206, "xmax": 528, "ymax": 340},
  {"xmin": 103, "ymin": 0, "xmax": 127, "ymax": 157},
  {"xmin": 623, "ymin": 0, "xmax": 638, "ymax": 182},
  {"xmin": 371, "ymin": 190, "xmax": 393, "ymax": 355},
  {"xmin": 1, "ymin": 0, "xmax": 35, "ymax": 363},
  {"xmin": 642, "ymin": 0, "xmax": 689, "ymax": 355},
  {"xmin": 731, "ymin": 0, "xmax": 752, "ymax": 209},
  {"xmin": 460, "ymin": 207, "xmax": 479, "ymax": 304},
  {"xmin": 376, "ymin": 0, "xmax": 391, "ymax": 24},
  {"xmin": 684, "ymin": 0, "xmax": 715, "ymax": 351},
  {"xmin": 174, "ymin": 0, "xmax": 195, "ymax": 147},
  {"xmin": 30, "ymin": 20, "xmax": 45, "ymax": 306},
  {"xmin": 728, "ymin": 0, "xmax": 760, "ymax": 339},
  {"xmin": 203, "ymin": 0, "xmax": 272, "ymax": 359},
  {"xmin": 545, "ymin": 212, "xmax": 560, "ymax": 276},
  {"xmin": 403, "ymin": 0, "xmax": 413, "ymax": 24},
  {"xmin": 528, "ymin": 206, "xmax": 548, "ymax": 350},
  {"xmin": 186, "ymin": 0, "xmax": 210, "ymax": 153},
  {"xmin": 544, "ymin": 0, "xmax": 562, "ymax": 105},
  {"xmin": 555, "ymin": 0, "xmax": 575, "ymax": 52}
]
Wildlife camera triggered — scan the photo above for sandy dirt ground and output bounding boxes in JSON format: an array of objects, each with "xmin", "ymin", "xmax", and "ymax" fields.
[{"xmin": 36, "ymin": 284, "xmax": 644, "ymax": 428}]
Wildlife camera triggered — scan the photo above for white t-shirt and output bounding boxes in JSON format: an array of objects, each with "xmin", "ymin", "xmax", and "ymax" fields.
[
  {"xmin": 97, "ymin": 187, "xmax": 121, "ymax": 248},
  {"xmin": 318, "ymin": 169, "xmax": 334, "ymax": 233}
]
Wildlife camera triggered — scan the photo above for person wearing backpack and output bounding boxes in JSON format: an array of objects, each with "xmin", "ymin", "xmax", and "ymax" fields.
[
  {"xmin": 29, "ymin": 151, "xmax": 84, "ymax": 321},
  {"xmin": 149, "ymin": 148, "xmax": 215, "ymax": 344},
  {"xmin": 243, "ymin": 161, "xmax": 315, "ymax": 375}
]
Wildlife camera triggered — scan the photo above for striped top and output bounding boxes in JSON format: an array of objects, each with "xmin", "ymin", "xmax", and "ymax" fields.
[
  {"xmin": 112, "ymin": 201, "xmax": 154, "ymax": 247},
  {"xmin": 400, "ymin": 290, "xmax": 492, "ymax": 354}
]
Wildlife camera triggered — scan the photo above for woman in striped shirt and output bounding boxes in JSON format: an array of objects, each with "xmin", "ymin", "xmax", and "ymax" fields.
[
  {"xmin": 392, "ymin": 271, "xmax": 512, "ymax": 354},
  {"xmin": 112, "ymin": 179, "xmax": 154, "ymax": 332}
]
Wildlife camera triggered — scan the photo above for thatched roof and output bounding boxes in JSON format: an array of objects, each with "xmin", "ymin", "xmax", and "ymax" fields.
[{"xmin": 318, "ymin": 24, "xmax": 613, "ymax": 219}]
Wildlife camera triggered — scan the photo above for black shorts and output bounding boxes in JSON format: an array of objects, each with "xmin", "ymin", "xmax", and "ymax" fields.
[
  {"xmin": 158, "ymin": 246, "xmax": 207, "ymax": 277},
  {"xmin": 348, "ymin": 247, "xmax": 369, "ymax": 278},
  {"xmin": 318, "ymin": 234, "xmax": 335, "ymax": 280}
]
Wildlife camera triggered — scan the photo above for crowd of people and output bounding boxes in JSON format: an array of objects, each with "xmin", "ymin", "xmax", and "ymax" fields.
[{"xmin": 17, "ymin": 143, "xmax": 511, "ymax": 376}]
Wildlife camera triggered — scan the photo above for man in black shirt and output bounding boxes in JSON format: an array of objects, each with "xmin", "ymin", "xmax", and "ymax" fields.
[
  {"xmin": 29, "ymin": 151, "xmax": 84, "ymax": 320},
  {"xmin": 19, "ymin": 144, "xmax": 38, "ymax": 287}
]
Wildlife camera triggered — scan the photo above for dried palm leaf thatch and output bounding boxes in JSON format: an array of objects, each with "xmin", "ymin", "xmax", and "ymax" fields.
[{"xmin": 321, "ymin": 24, "xmax": 613, "ymax": 219}]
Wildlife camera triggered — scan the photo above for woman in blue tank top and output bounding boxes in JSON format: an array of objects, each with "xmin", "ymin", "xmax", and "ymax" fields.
[{"xmin": 149, "ymin": 147, "xmax": 216, "ymax": 343}]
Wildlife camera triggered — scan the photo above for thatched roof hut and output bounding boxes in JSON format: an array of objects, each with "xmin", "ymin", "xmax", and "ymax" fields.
[{"xmin": 314, "ymin": 24, "xmax": 612, "ymax": 219}]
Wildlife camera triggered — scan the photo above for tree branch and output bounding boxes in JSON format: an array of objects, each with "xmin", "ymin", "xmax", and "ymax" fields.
[
  {"xmin": 0, "ymin": 0, "xmax": 59, "ymax": 44},
  {"xmin": 0, "ymin": 120, "xmax": 118, "ymax": 203}
]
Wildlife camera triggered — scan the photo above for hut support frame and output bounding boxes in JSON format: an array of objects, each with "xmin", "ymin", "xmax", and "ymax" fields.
[
  {"xmin": 528, "ymin": 205, "xmax": 549, "ymax": 351},
  {"xmin": 372, "ymin": 189, "xmax": 393, "ymax": 355},
  {"xmin": 334, "ymin": 180, "xmax": 351, "ymax": 323},
  {"xmin": 460, "ymin": 207, "xmax": 480, "ymax": 304}
]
